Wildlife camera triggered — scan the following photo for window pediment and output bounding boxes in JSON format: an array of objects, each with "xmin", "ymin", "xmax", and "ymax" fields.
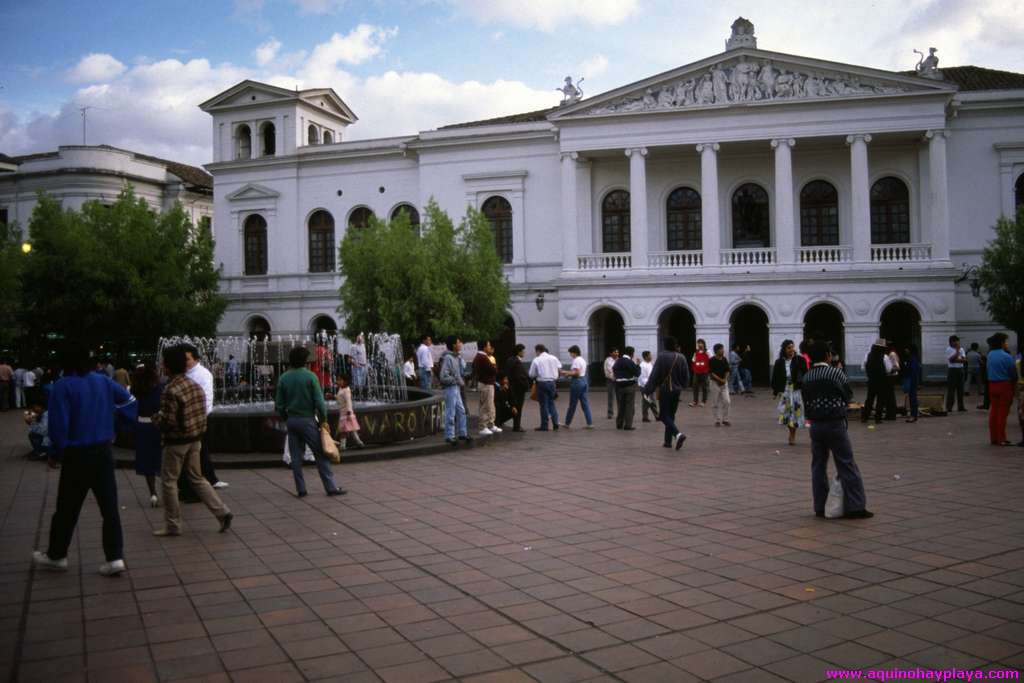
[{"xmin": 225, "ymin": 183, "xmax": 281, "ymax": 201}]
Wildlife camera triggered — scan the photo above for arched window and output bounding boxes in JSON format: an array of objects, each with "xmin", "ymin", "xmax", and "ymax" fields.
[
  {"xmin": 482, "ymin": 196, "xmax": 513, "ymax": 264},
  {"xmin": 322, "ymin": 130, "xmax": 333, "ymax": 144},
  {"xmin": 260, "ymin": 121, "xmax": 276, "ymax": 157},
  {"xmin": 666, "ymin": 187, "xmax": 701, "ymax": 251},
  {"xmin": 307, "ymin": 124, "xmax": 318, "ymax": 145},
  {"xmin": 243, "ymin": 214, "xmax": 267, "ymax": 275},
  {"xmin": 236, "ymin": 124, "xmax": 252, "ymax": 160},
  {"xmin": 870, "ymin": 177, "xmax": 910, "ymax": 244},
  {"xmin": 731, "ymin": 183, "xmax": 770, "ymax": 248},
  {"xmin": 348, "ymin": 206, "xmax": 375, "ymax": 231},
  {"xmin": 602, "ymin": 190, "xmax": 631, "ymax": 253},
  {"xmin": 1015, "ymin": 173, "xmax": 1024, "ymax": 216},
  {"xmin": 308, "ymin": 210, "xmax": 335, "ymax": 273},
  {"xmin": 800, "ymin": 180, "xmax": 839, "ymax": 246},
  {"xmin": 390, "ymin": 204, "xmax": 421, "ymax": 232}
]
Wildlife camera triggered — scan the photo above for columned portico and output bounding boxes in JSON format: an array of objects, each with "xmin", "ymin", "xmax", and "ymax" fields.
[
  {"xmin": 771, "ymin": 138, "xmax": 796, "ymax": 265},
  {"xmin": 696, "ymin": 143, "xmax": 720, "ymax": 266},
  {"xmin": 926, "ymin": 129, "xmax": 951, "ymax": 262},
  {"xmin": 847, "ymin": 134, "xmax": 872, "ymax": 263},
  {"xmin": 625, "ymin": 147, "xmax": 648, "ymax": 268},
  {"xmin": 560, "ymin": 151, "xmax": 579, "ymax": 271}
]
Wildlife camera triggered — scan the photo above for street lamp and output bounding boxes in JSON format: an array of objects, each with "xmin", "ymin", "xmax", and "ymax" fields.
[
  {"xmin": 21, "ymin": 242, "xmax": 31, "ymax": 254},
  {"xmin": 955, "ymin": 264, "xmax": 980, "ymax": 298}
]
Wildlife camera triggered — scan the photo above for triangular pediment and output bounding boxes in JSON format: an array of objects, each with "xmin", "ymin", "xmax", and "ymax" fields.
[
  {"xmin": 550, "ymin": 48, "xmax": 957, "ymax": 120},
  {"xmin": 199, "ymin": 80, "xmax": 298, "ymax": 111},
  {"xmin": 299, "ymin": 89, "xmax": 358, "ymax": 124},
  {"xmin": 225, "ymin": 183, "xmax": 280, "ymax": 201}
]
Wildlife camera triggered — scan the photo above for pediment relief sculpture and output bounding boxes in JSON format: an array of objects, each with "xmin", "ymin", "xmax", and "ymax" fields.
[{"xmin": 582, "ymin": 56, "xmax": 911, "ymax": 116}]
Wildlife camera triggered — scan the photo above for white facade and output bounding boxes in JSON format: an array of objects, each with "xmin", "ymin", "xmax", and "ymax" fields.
[
  {"xmin": 201, "ymin": 23, "xmax": 1024, "ymax": 378},
  {"xmin": 0, "ymin": 145, "xmax": 213, "ymax": 231}
]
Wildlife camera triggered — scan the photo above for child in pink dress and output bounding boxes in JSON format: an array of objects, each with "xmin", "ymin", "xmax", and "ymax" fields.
[{"xmin": 335, "ymin": 373, "xmax": 364, "ymax": 449}]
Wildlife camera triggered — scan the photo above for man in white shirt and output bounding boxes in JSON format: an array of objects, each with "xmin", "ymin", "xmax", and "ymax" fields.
[
  {"xmin": 638, "ymin": 351, "xmax": 659, "ymax": 422},
  {"xmin": 402, "ymin": 355, "xmax": 416, "ymax": 383},
  {"xmin": 179, "ymin": 344, "xmax": 228, "ymax": 499},
  {"xmin": 13, "ymin": 365, "xmax": 26, "ymax": 409},
  {"xmin": 529, "ymin": 344, "xmax": 562, "ymax": 431},
  {"xmin": 415, "ymin": 335, "xmax": 434, "ymax": 391},
  {"xmin": 603, "ymin": 349, "xmax": 620, "ymax": 420},
  {"xmin": 22, "ymin": 367, "xmax": 37, "ymax": 406},
  {"xmin": 945, "ymin": 334, "xmax": 967, "ymax": 412},
  {"xmin": 350, "ymin": 334, "xmax": 368, "ymax": 393}
]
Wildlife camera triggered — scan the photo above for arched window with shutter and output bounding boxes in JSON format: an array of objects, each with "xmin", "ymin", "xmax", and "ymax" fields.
[
  {"xmin": 601, "ymin": 190, "xmax": 630, "ymax": 253},
  {"xmin": 482, "ymin": 196, "xmax": 513, "ymax": 263},
  {"xmin": 731, "ymin": 183, "xmax": 770, "ymax": 248},
  {"xmin": 800, "ymin": 180, "xmax": 839, "ymax": 246},
  {"xmin": 870, "ymin": 177, "xmax": 910, "ymax": 244},
  {"xmin": 666, "ymin": 187, "xmax": 701, "ymax": 251},
  {"xmin": 308, "ymin": 210, "xmax": 335, "ymax": 272},
  {"xmin": 243, "ymin": 214, "xmax": 267, "ymax": 275}
]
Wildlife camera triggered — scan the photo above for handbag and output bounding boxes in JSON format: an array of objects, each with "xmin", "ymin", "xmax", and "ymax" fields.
[
  {"xmin": 529, "ymin": 383, "xmax": 538, "ymax": 402},
  {"xmin": 320, "ymin": 421, "xmax": 341, "ymax": 464}
]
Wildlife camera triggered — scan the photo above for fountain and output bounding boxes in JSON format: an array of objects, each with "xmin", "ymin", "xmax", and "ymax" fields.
[{"xmin": 149, "ymin": 332, "xmax": 444, "ymax": 453}]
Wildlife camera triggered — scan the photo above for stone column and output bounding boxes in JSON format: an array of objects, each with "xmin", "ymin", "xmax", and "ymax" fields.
[
  {"xmin": 772, "ymin": 138, "xmax": 796, "ymax": 265},
  {"xmin": 561, "ymin": 152, "xmax": 579, "ymax": 271},
  {"xmin": 696, "ymin": 143, "xmax": 721, "ymax": 265},
  {"xmin": 926, "ymin": 129, "xmax": 950, "ymax": 262},
  {"xmin": 847, "ymin": 134, "xmax": 872, "ymax": 263},
  {"xmin": 625, "ymin": 147, "xmax": 648, "ymax": 268}
]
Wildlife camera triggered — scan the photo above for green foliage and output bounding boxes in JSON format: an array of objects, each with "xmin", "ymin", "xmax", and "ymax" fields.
[
  {"xmin": 0, "ymin": 219, "xmax": 25, "ymax": 348},
  {"xmin": 17, "ymin": 188, "xmax": 226, "ymax": 359},
  {"xmin": 978, "ymin": 207, "xmax": 1024, "ymax": 338},
  {"xmin": 337, "ymin": 199, "xmax": 511, "ymax": 343}
]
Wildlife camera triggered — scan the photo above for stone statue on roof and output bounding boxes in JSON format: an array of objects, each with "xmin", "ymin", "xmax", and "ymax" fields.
[
  {"xmin": 914, "ymin": 48, "xmax": 942, "ymax": 79},
  {"xmin": 726, "ymin": 17, "xmax": 757, "ymax": 50},
  {"xmin": 556, "ymin": 76, "xmax": 584, "ymax": 105}
]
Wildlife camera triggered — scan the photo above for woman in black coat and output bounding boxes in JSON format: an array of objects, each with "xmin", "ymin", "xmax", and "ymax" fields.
[
  {"xmin": 771, "ymin": 340, "xmax": 807, "ymax": 445},
  {"xmin": 862, "ymin": 341, "xmax": 890, "ymax": 424}
]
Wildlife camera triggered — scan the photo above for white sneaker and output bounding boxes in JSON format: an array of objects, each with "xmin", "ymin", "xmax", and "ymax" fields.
[
  {"xmin": 213, "ymin": 481, "xmax": 229, "ymax": 489},
  {"xmin": 491, "ymin": 426, "xmax": 502, "ymax": 433},
  {"xmin": 149, "ymin": 494, "xmax": 159, "ymax": 508},
  {"xmin": 99, "ymin": 559, "xmax": 126, "ymax": 576},
  {"xmin": 479, "ymin": 428, "xmax": 493, "ymax": 436},
  {"xmin": 32, "ymin": 551, "xmax": 68, "ymax": 571}
]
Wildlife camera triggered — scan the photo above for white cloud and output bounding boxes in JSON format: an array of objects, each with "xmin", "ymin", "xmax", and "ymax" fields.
[
  {"xmin": 254, "ymin": 38, "xmax": 281, "ymax": 67},
  {"xmin": 302, "ymin": 24, "xmax": 398, "ymax": 83},
  {"xmin": 447, "ymin": 0, "xmax": 639, "ymax": 32},
  {"xmin": 575, "ymin": 54, "xmax": 609, "ymax": 78},
  {"xmin": 65, "ymin": 53, "xmax": 126, "ymax": 84}
]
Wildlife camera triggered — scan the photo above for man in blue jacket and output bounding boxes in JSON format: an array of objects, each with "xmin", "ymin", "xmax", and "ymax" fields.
[{"xmin": 32, "ymin": 342, "xmax": 137, "ymax": 576}]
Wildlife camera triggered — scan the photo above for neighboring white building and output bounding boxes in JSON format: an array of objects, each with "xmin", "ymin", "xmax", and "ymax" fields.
[
  {"xmin": 0, "ymin": 145, "xmax": 213, "ymax": 233},
  {"xmin": 201, "ymin": 19, "xmax": 1024, "ymax": 379}
]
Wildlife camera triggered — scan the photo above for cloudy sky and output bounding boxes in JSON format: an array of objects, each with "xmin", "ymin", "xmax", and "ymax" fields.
[{"xmin": 1, "ymin": 0, "xmax": 1021, "ymax": 166}]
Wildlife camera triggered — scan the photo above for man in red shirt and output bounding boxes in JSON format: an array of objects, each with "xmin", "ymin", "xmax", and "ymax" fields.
[{"xmin": 690, "ymin": 339, "xmax": 710, "ymax": 407}]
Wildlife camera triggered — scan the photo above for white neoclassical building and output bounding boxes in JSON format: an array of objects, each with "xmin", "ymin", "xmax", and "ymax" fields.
[
  {"xmin": 0, "ymin": 145, "xmax": 213, "ymax": 231},
  {"xmin": 201, "ymin": 19, "xmax": 1024, "ymax": 380}
]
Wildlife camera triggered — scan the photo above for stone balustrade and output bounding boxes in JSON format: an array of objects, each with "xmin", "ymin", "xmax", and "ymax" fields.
[
  {"xmin": 648, "ymin": 250, "xmax": 703, "ymax": 269},
  {"xmin": 797, "ymin": 245, "xmax": 854, "ymax": 264},
  {"xmin": 870, "ymin": 243, "xmax": 932, "ymax": 262},
  {"xmin": 720, "ymin": 247, "xmax": 776, "ymax": 266},
  {"xmin": 577, "ymin": 253, "xmax": 632, "ymax": 271}
]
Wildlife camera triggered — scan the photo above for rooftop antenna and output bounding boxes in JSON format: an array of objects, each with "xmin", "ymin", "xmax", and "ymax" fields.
[{"xmin": 79, "ymin": 106, "xmax": 93, "ymax": 145}]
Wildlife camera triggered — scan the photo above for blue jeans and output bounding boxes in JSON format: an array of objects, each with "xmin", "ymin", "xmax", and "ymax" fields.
[
  {"xmin": 740, "ymin": 368, "xmax": 752, "ymax": 391},
  {"xmin": 536, "ymin": 380, "xmax": 559, "ymax": 429},
  {"xmin": 565, "ymin": 378, "xmax": 592, "ymax": 426},
  {"xmin": 810, "ymin": 419, "xmax": 867, "ymax": 514},
  {"xmin": 729, "ymin": 364, "xmax": 742, "ymax": 392},
  {"xmin": 418, "ymin": 368, "xmax": 432, "ymax": 391},
  {"xmin": 658, "ymin": 390, "xmax": 682, "ymax": 445},
  {"xmin": 443, "ymin": 385, "xmax": 467, "ymax": 439},
  {"xmin": 352, "ymin": 366, "xmax": 367, "ymax": 388},
  {"xmin": 286, "ymin": 417, "xmax": 340, "ymax": 495}
]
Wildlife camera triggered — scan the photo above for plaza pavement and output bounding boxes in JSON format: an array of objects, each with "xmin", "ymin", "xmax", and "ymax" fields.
[{"xmin": 1, "ymin": 389, "xmax": 1022, "ymax": 683}]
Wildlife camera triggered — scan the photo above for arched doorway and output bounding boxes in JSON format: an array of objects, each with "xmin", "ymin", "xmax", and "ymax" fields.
[
  {"xmin": 880, "ymin": 301, "xmax": 921, "ymax": 354},
  {"xmin": 657, "ymin": 305, "xmax": 697, "ymax": 357},
  {"xmin": 495, "ymin": 316, "xmax": 516, "ymax": 367},
  {"xmin": 803, "ymin": 303, "xmax": 844, "ymax": 361},
  {"xmin": 730, "ymin": 304, "xmax": 770, "ymax": 384},
  {"xmin": 246, "ymin": 316, "xmax": 271, "ymax": 341},
  {"xmin": 310, "ymin": 315, "xmax": 337, "ymax": 335},
  {"xmin": 588, "ymin": 307, "xmax": 625, "ymax": 384}
]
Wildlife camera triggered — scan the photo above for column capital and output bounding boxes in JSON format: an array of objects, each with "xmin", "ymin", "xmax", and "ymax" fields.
[
  {"xmin": 845, "ymin": 133, "xmax": 873, "ymax": 145},
  {"xmin": 560, "ymin": 151, "xmax": 579, "ymax": 162},
  {"xmin": 695, "ymin": 142, "xmax": 720, "ymax": 154},
  {"xmin": 924, "ymin": 129, "xmax": 948, "ymax": 141},
  {"xmin": 624, "ymin": 147, "xmax": 648, "ymax": 158},
  {"xmin": 770, "ymin": 138, "xmax": 796, "ymax": 149}
]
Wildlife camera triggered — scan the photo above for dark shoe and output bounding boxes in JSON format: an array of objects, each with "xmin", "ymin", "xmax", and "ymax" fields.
[
  {"xmin": 533, "ymin": 427, "xmax": 548, "ymax": 432},
  {"xmin": 957, "ymin": 408, "xmax": 968, "ymax": 412},
  {"xmin": 905, "ymin": 418, "xmax": 918, "ymax": 423},
  {"xmin": 459, "ymin": 436, "xmax": 474, "ymax": 444},
  {"xmin": 675, "ymin": 434, "xmax": 687, "ymax": 451},
  {"xmin": 662, "ymin": 443, "xmax": 671, "ymax": 448},
  {"xmin": 642, "ymin": 418, "xmax": 651, "ymax": 423},
  {"xmin": 553, "ymin": 425, "xmax": 559, "ymax": 431},
  {"xmin": 722, "ymin": 421, "xmax": 731, "ymax": 426},
  {"xmin": 513, "ymin": 428, "xmax": 526, "ymax": 433},
  {"xmin": 296, "ymin": 491, "xmax": 308, "ymax": 498},
  {"xmin": 446, "ymin": 438, "xmax": 458, "ymax": 446},
  {"xmin": 624, "ymin": 427, "xmax": 635, "ymax": 431},
  {"xmin": 815, "ymin": 511, "xmax": 825, "ymax": 518},
  {"xmin": 327, "ymin": 488, "xmax": 348, "ymax": 496},
  {"xmin": 843, "ymin": 509, "xmax": 874, "ymax": 519},
  {"xmin": 219, "ymin": 512, "xmax": 233, "ymax": 533}
]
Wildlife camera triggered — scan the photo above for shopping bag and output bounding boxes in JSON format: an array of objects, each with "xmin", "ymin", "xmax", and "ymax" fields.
[
  {"xmin": 824, "ymin": 476, "xmax": 845, "ymax": 519},
  {"xmin": 282, "ymin": 439, "xmax": 315, "ymax": 465},
  {"xmin": 321, "ymin": 422, "xmax": 341, "ymax": 464}
]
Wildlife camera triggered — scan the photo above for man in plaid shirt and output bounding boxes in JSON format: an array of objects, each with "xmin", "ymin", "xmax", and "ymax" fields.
[{"xmin": 152, "ymin": 345, "xmax": 232, "ymax": 536}]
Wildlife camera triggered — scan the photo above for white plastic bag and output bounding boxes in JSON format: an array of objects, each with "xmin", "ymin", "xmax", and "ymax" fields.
[
  {"xmin": 282, "ymin": 440, "xmax": 316, "ymax": 465},
  {"xmin": 824, "ymin": 476, "xmax": 845, "ymax": 519}
]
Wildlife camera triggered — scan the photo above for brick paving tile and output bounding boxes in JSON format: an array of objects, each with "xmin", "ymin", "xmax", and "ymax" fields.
[
  {"xmin": 618, "ymin": 661, "xmax": 699, "ymax": 683},
  {"xmin": 229, "ymin": 662, "xmax": 305, "ymax": 683},
  {"xmin": 154, "ymin": 653, "xmax": 226, "ymax": 681},
  {"xmin": 492, "ymin": 638, "xmax": 566, "ymax": 665},
  {"xmin": 374, "ymin": 658, "xmax": 450, "ymax": 683},
  {"xmin": 521, "ymin": 655, "xmax": 603, "ymax": 683},
  {"xmin": 672, "ymin": 648, "xmax": 753, "ymax": 679},
  {"xmin": 436, "ymin": 649, "xmax": 511, "ymax": 677},
  {"xmin": 86, "ymin": 663, "xmax": 158, "ymax": 683},
  {"xmin": 295, "ymin": 652, "xmax": 369, "ymax": 679},
  {"xmin": 580, "ymin": 643, "xmax": 659, "ymax": 672}
]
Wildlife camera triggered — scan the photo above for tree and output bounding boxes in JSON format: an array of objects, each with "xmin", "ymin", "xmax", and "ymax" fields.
[
  {"xmin": 978, "ymin": 207, "xmax": 1024, "ymax": 347},
  {"xmin": 0, "ymin": 219, "xmax": 25, "ymax": 349},
  {"xmin": 18, "ymin": 188, "xmax": 226, "ymax": 359},
  {"xmin": 337, "ymin": 199, "xmax": 511, "ymax": 344}
]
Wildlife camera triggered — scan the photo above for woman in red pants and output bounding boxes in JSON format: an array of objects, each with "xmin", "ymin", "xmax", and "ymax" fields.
[{"xmin": 984, "ymin": 333, "xmax": 1017, "ymax": 446}]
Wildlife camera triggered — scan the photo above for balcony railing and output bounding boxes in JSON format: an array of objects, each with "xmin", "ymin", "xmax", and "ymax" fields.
[
  {"xmin": 870, "ymin": 243, "xmax": 932, "ymax": 263},
  {"xmin": 797, "ymin": 245, "xmax": 853, "ymax": 264},
  {"xmin": 577, "ymin": 253, "xmax": 631, "ymax": 271},
  {"xmin": 721, "ymin": 247, "xmax": 775, "ymax": 266},
  {"xmin": 648, "ymin": 250, "xmax": 703, "ymax": 269}
]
